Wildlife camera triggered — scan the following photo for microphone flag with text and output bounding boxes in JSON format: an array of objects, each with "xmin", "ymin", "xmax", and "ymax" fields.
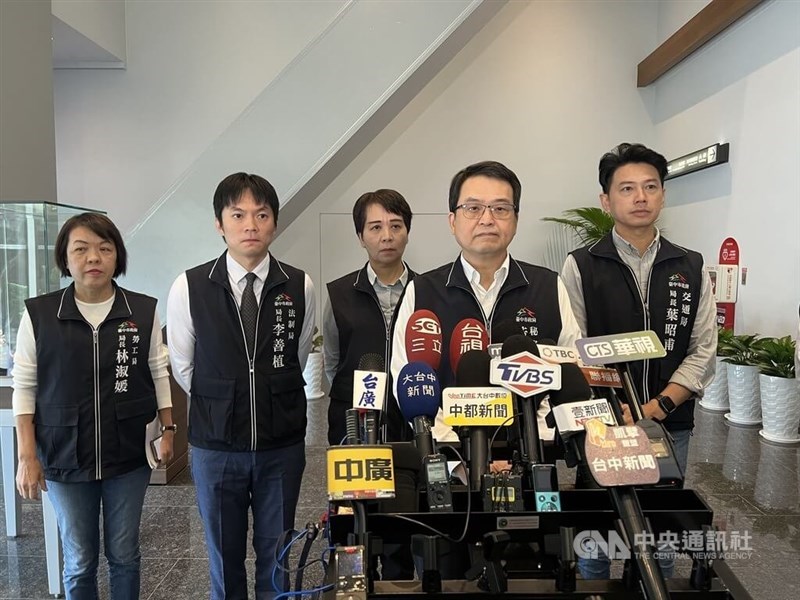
[
  {"xmin": 548, "ymin": 362, "xmax": 669, "ymax": 600},
  {"xmin": 443, "ymin": 349, "xmax": 499, "ymax": 490},
  {"xmin": 397, "ymin": 362, "xmax": 441, "ymax": 459},
  {"xmin": 353, "ymin": 354, "xmax": 386, "ymax": 445},
  {"xmin": 449, "ymin": 318, "xmax": 489, "ymax": 374},
  {"xmin": 575, "ymin": 331, "xmax": 683, "ymax": 486},
  {"xmin": 405, "ymin": 309, "xmax": 443, "ymax": 370}
]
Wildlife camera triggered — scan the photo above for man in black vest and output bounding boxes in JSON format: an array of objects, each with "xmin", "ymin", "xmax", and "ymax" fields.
[
  {"xmin": 391, "ymin": 161, "xmax": 581, "ymax": 442},
  {"xmin": 167, "ymin": 173, "xmax": 315, "ymax": 600},
  {"xmin": 324, "ymin": 189, "xmax": 415, "ymax": 446},
  {"xmin": 561, "ymin": 143, "xmax": 716, "ymax": 579}
]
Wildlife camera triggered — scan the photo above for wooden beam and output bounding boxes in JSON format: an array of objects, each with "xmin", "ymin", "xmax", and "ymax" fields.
[{"xmin": 638, "ymin": 0, "xmax": 767, "ymax": 87}]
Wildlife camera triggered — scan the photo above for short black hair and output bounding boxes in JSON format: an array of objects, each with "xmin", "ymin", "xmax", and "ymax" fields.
[
  {"xmin": 448, "ymin": 160, "xmax": 521, "ymax": 213},
  {"xmin": 54, "ymin": 213, "xmax": 127, "ymax": 278},
  {"xmin": 352, "ymin": 189, "xmax": 413, "ymax": 236},
  {"xmin": 213, "ymin": 172, "xmax": 280, "ymax": 225},
  {"xmin": 598, "ymin": 143, "xmax": 668, "ymax": 194}
]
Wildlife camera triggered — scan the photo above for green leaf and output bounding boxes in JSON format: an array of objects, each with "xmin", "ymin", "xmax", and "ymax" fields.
[
  {"xmin": 542, "ymin": 207, "xmax": 615, "ymax": 246},
  {"xmin": 753, "ymin": 335, "xmax": 796, "ymax": 378}
]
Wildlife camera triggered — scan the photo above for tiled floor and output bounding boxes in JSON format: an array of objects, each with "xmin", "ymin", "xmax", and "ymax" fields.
[{"xmin": 1, "ymin": 401, "xmax": 798, "ymax": 599}]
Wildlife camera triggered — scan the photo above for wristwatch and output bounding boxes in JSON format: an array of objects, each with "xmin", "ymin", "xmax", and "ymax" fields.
[
  {"xmin": 655, "ymin": 394, "xmax": 676, "ymax": 416},
  {"xmin": 160, "ymin": 424, "xmax": 178, "ymax": 433}
]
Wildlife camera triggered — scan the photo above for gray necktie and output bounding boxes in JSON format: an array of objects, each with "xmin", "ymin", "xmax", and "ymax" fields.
[{"xmin": 240, "ymin": 272, "xmax": 258, "ymax": 356}]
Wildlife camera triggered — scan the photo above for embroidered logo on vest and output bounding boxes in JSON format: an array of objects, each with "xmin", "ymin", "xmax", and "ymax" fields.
[
  {"xmin": 515, "ymin": 307, "xmax": 539, "ymax": 337},
  {"xmin": 668, "ymin": 273, "xmax": 690, "ymax": 289}
]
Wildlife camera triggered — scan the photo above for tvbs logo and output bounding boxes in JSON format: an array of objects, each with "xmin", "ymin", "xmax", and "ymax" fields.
[
  {"xmin": 489, "ymin": 351, "xmax": 561, "ymax": 397},
  {"xmin": 495, "ymin": 363, "xmax": 555, "ymax": 386}
]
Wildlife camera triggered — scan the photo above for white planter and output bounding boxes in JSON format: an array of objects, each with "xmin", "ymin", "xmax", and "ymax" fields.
[
  {"xmin": 303, "ymin": 352, "xmax": 325, "ymax": 400},
  {"xmin": 758, "ymin": 374, "xmax": 800, "ymax": 444},
  {"xmin": 754, "ymin": 440, "xmax": 798, "ymax": 510},
  {"xmin": 725, "ymin": 364, "xmax": 761, "ymax": 425},
  {"xmin": 721, "ymin": 425, "xmax": 760, "ymax": 487},
  {"xmin": 699, "ymin": 356, "xmax": 729, "ymax": 412}
]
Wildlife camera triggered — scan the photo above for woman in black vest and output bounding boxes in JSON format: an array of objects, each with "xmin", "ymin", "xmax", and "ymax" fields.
[{"xmin": 12, "ymin": 213, "xmax": 174, "ymax": 600}]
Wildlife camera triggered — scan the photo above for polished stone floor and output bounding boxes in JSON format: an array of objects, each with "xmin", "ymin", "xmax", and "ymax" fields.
[{"xmin": 0, "ymin": 401, "xmax": 798, "ymax": 599}]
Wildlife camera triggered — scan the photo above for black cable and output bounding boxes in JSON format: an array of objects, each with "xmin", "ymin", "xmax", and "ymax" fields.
[
  {"xmin": 386, "ymin": 444, "xmax": 472, "ymax": 544},
  {"xmin": 486, "ymin": 412, "xmax": 523, "ymax": 464},
  {"xmin": 294, "ymin": 523, "xmax": 319, "ymax": 591}
]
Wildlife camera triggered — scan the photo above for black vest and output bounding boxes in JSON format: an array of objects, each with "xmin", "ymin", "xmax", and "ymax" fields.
[
  {"xmin": 326, "ymin": 263, "xmax": 416, "ymax": 444},
  {"xmin": 185, "ymin": 252, "xmax": 307, "ymax": 451},
  {"xmin": 571, "ymin": 234, "xmax": 704, "ymax": 430},
  {"xmin": 26, "ymin": 284, "xmax": 157, "ymax": 482},
  {"xmin": 412, "ymin": 256, "xmax": 563, "ymax": 389}
]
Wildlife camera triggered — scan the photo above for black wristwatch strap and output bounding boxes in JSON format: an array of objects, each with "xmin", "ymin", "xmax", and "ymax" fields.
[
  {"xmin": 656, "ymin": 394, "xmax": 676, "ymax": 416},
  {"xmin": 160, "ymin": 424, "xmax": 178, "ymax": 433}
]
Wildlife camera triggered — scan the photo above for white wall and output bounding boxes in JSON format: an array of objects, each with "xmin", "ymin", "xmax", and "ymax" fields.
[
  {"xmin": 52, "ymin": 0, "xmax": 127, "ymax": 62},
  {"xmin": 271, "ymin": 0, "xmax": 661, "ymax": 314},
  {"xmin": 652, "ymin": 0, "xmax": 800, "ymax": 336},
  {"xmin": 53, "ymin": 0, "xmax": 346, "ymax": 231},
  {"xmin": 53, "ymin": 0, "xmax": 798, "ymax": 336}
]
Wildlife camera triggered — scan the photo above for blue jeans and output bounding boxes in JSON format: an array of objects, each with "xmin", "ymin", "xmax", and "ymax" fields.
[
  {"xmin": 192, "ymin": 443, "xmax": 305, "ymax": 600},
  {"xmin": 577, "ymin": 429, "xmax": 693, "ymax": 580},
  {"xmin": 46, "ymin": 465, "xmax": 152, "ymax": 600}
]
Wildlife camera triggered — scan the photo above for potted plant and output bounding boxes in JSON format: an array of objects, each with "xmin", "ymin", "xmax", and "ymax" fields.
[
  {"xmin": 303, "ymin": 328, "xmax": 325, "ymax": 400},
  {"xmin": 699, "ymin": 326, "xmax": 735, "ymax": 412},
  {"xmin": 541, "ymin": 207, "xmax": 615, "ymax": 246},
  {"xmin": 755, "ymin": 335, "xmax": 799, "ymax": 443},
  {"xmin": 723, "ymin": 334, "xmax": 764, "ymax": 425}
]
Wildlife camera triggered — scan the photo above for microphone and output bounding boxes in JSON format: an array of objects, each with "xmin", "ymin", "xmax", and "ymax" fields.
[
  {"xmin": 396, "ymin": 362, "xmax": 441, "ymax": 459},
  {"xmin": 354, "ymin": 354, "xmax": 386, "ymax": 445},
  {"xmin": 449, "ymin": 318, "xmax": 488, "ymax": 374},
  {"xmin": 405, "ymin": 310, "xmax": 443, "ymax": 370},
  {"xmin": 500, "ymin": 335, "xmax": 547, "ymax": 465},
  {"xmin": 499, "ymin": 335, "xmax": 565, "ymax": 511},
  {"xmin": 488, "ymin": 319, "xmax": 520, "ymax": 359},
  {"xmin": 549, "ymin": 363, "xmax": 669, "ymax": 600},
  {"xmin": 454, "ymin": 349, "xmax": 492, "ymax": 490}
]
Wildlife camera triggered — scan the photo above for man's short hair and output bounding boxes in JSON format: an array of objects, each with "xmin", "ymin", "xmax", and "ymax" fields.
[
  {"xmin": 448, "ymin": 161, "xmax": 522, "ymax": 213},
  {"xmin": 352, "ymin": 189, "xmax": 413, "ymax": 236},
  {"xmin": 54, "ymin": 213, "xmax": 127, "ymax": 278},
  {"xmin": 598, "ymin": 143, "xmax": 668, "ymax": 194},
  {"xmin": 213, "ymin": 173, "xmax": 280, "ymax": 225}
]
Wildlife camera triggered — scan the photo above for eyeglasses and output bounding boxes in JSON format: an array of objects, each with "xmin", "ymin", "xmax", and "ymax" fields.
[{"xmin": 455, "ymin": 203, "xmax": 517, "ymax": 220}]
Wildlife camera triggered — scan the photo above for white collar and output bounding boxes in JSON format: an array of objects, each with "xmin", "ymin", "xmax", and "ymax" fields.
[
  {"xmin": 366, "ymin": 262, "xmax": 408, "ymax": 287},
  {"xmin": 612, "ymin": 227, "xmax": 661, "ymax": 257},
  {"xmin": 460, "ymin": 252, "xmax": 510, "ymax": 285},
  {"xmin": 226, "ymin": 252, "xmax": 271, "ymax": 284}
]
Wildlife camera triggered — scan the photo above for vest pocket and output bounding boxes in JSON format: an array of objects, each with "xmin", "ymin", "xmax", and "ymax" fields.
[
  {"xmin": 34, "ymin": 405, "xmax": 79, "ymax": 469},
  {"xmin": 269, "ymin": 371, "xmax": 307, "ymax": 438},
  {"xmin": 112, "ymin": 394, "xmax": 158, "ymax": 464},
  {"xmin": 190, "ymin": 376, "xmax": 236, "ymax": 444}
]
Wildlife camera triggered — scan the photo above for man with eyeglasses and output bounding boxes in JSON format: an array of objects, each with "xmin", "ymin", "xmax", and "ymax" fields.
[{"xmin": 391, "ymin": 160, "xmax": 581, "ymax": 442}]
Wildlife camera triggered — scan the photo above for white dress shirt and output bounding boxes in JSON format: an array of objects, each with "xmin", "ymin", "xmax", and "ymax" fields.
[
  {"xmin": 323, "ymin": 263, "xmax": 408, "ymax": 386},
  {"xmin": 166, "ymin": 252, "xmax": 316, "ymax": 395},
  {"xmin": 391, "ymin": 253, "xmax": 582, "ymax": 441}
]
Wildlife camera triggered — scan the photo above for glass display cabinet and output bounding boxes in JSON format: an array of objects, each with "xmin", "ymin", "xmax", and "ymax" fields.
[{"xmin": 0, "ymin": 202, "xmax": 105, "ymax": 374}]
